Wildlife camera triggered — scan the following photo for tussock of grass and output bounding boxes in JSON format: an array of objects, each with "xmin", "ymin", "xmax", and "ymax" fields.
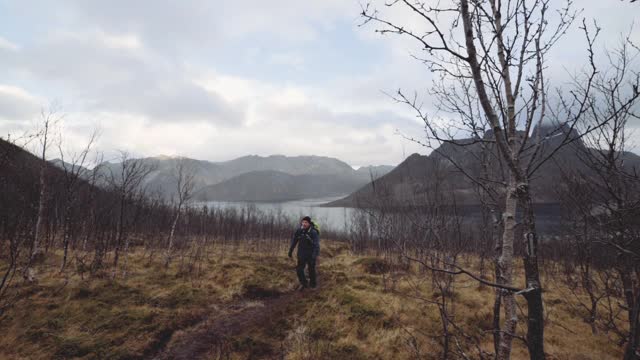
[
  {"xmin": 231, "ymin": 336, "xmax": 275, "ymax": 358},
  {"xmin": 353, "ymin": 257, "xmax": 391, "ymax": 274}
]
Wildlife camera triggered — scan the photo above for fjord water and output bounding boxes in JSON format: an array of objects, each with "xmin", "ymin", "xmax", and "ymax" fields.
[
  {"xmin": 202, "ymin": 196, "xmax": 356, "ymax": 232},
  {"xmin": 201, "ymin": 198, "xmax": 562, "ymax": 236}
]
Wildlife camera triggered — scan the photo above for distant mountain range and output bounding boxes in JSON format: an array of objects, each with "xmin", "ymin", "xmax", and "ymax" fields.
[
  {"xmin": 50, "ymin": 122, "xmax": 640, "ymax": 207},
  {"xmin": 326, "ymin": 124, "xmax": 640, "ymax": 207},
  {"xmin": 69, "ymin": 155, "xmax": 394, "ymax": 202},
  {"xmin": 194, "ymin": 170, "xmax": 369, "ymax": 202}
]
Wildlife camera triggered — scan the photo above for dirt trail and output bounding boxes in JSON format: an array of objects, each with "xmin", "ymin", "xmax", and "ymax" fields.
[
  {"xmin": 153, "ymin": 288, "xmax": 306, "ymax": 360},
  {"xmin": 153, "ymin": 250, "xmax": 347, "ymax": 359}
]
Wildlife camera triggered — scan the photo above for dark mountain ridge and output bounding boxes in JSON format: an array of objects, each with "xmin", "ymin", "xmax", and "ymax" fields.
[{"xmin": 327, "ymin": 126, "xmax": 640, "ymax": 208}]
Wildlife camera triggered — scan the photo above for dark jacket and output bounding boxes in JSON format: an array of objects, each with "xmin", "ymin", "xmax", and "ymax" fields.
[{"xmin": 289, "ymin": 226, "xmax": 320, "ymax": 258}]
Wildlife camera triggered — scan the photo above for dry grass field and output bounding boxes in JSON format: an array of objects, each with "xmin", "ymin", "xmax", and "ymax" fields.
[{"xmin": 0, "ymin": 241, "xmax": 624, "ymax": 359}]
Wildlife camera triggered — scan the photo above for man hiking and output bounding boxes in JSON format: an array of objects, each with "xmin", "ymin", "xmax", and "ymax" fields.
[{"xmin": 288, "ymin": 216, "xmax": 320, "ymax": 290}]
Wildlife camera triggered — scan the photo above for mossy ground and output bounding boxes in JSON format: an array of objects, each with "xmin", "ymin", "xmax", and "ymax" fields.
[{"xmin": 0, "ymin": 242, "xmax": 624, "ymax": 359}]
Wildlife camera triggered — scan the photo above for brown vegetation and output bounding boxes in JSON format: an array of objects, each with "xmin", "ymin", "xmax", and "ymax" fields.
[{"xmin": 0, "ymin": 241, "xmax": 625, "ymax": 359}]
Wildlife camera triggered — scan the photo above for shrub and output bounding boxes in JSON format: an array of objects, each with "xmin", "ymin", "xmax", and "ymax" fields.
[{"xmin": 354, "ymin": 257, "xmax": 390, "ymax": 274}]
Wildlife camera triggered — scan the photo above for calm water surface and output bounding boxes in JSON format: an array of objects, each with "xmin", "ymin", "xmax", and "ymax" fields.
[
  {"xmin": 201, "ymin": 196, "xmax": 355, "ymax": 232},
  {"xmin": 200, "ymin": 198, "xmax": 562, "ymax": 235}
]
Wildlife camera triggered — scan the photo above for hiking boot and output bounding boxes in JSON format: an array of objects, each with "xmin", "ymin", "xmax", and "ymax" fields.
[{"xmin": 297, "ymin": 284, "xmax": 307, "ymax": 291}]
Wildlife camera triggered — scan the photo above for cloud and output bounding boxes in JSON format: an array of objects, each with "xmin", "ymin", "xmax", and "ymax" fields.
[
  {"xmin": 1, "ymin": 30, "xmax": 244, "ymax": 126},
  {"xmin": 262, "ymin": 101, "xmax": 417, "ymax": 130},
  {"xmin": 0, "ymin": 84, "xmax": 41, "ymax": 120},
  {"xmin": 0, "ymin": 36, "xmax": 19, "ymax": 51},
  {"xmin": 192, "ymin": 71, "xmax": 424, "ymax": 165},
  {"xmin": 268, "ymin": 52, "xmax": 305, "ymax": 70},
  {"xmin": 62, "ymin": 0, "xmax": 354, "ymax": 45},
  {"xmin": 69, "ymin": 106, "xmax": 421, "ymax": 167},
  {"xmin": 98, "ymin": 32, "xmax": 142, "ymax": 50}
]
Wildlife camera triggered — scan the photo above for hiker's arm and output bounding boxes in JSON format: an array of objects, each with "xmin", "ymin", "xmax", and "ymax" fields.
[
  {"xmin": 288, "ymin": 230, "xmax": 299, "ymax": 256},
  {"xmin": 311, "ymin": 230, "xmax": 320, "ymax": 259}
]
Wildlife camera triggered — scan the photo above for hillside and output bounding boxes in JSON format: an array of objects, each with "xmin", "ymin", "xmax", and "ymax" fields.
[
  {"xmin": 0, "ymin": 138, "xmax": 108, "ymax": 220},
  {"xmin": 355, "ymin": 165, "xmax": 395, "ymax": 179},
  {"xmin": 96, "ymin": 156, "xmax": 225, "ymax": 198}
]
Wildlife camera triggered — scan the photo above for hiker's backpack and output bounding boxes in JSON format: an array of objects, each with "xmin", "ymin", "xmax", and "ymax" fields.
[{"xmin": 310, "ymin": 221, "xmax": 321, "ymax": 237}]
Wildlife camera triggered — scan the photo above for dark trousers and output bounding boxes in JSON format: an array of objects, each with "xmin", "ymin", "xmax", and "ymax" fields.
[{"xmin": 296, "ymin": 256, "xmax": 317, "ymax": 288}]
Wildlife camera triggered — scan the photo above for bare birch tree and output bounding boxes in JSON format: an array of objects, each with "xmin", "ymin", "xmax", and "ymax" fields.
[
  {"xmin": 56, "ymin": 129, "xmax": 98, "ymax": 272},
  {"xmin": 109, "ymin": 151, "xmax": 155, "ymax": 279},
  {"xmin": 164, "ymin": 158, "xmax": 196, "ymax": 268},
  {"xmin": 24, "ymin": 107, "xmax": 63, "ymax": 282}
]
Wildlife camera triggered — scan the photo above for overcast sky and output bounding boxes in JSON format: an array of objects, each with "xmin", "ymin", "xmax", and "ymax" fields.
[{"xmin": 0, "ymin": 1, "xmax": 638, "ymax": 167}]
